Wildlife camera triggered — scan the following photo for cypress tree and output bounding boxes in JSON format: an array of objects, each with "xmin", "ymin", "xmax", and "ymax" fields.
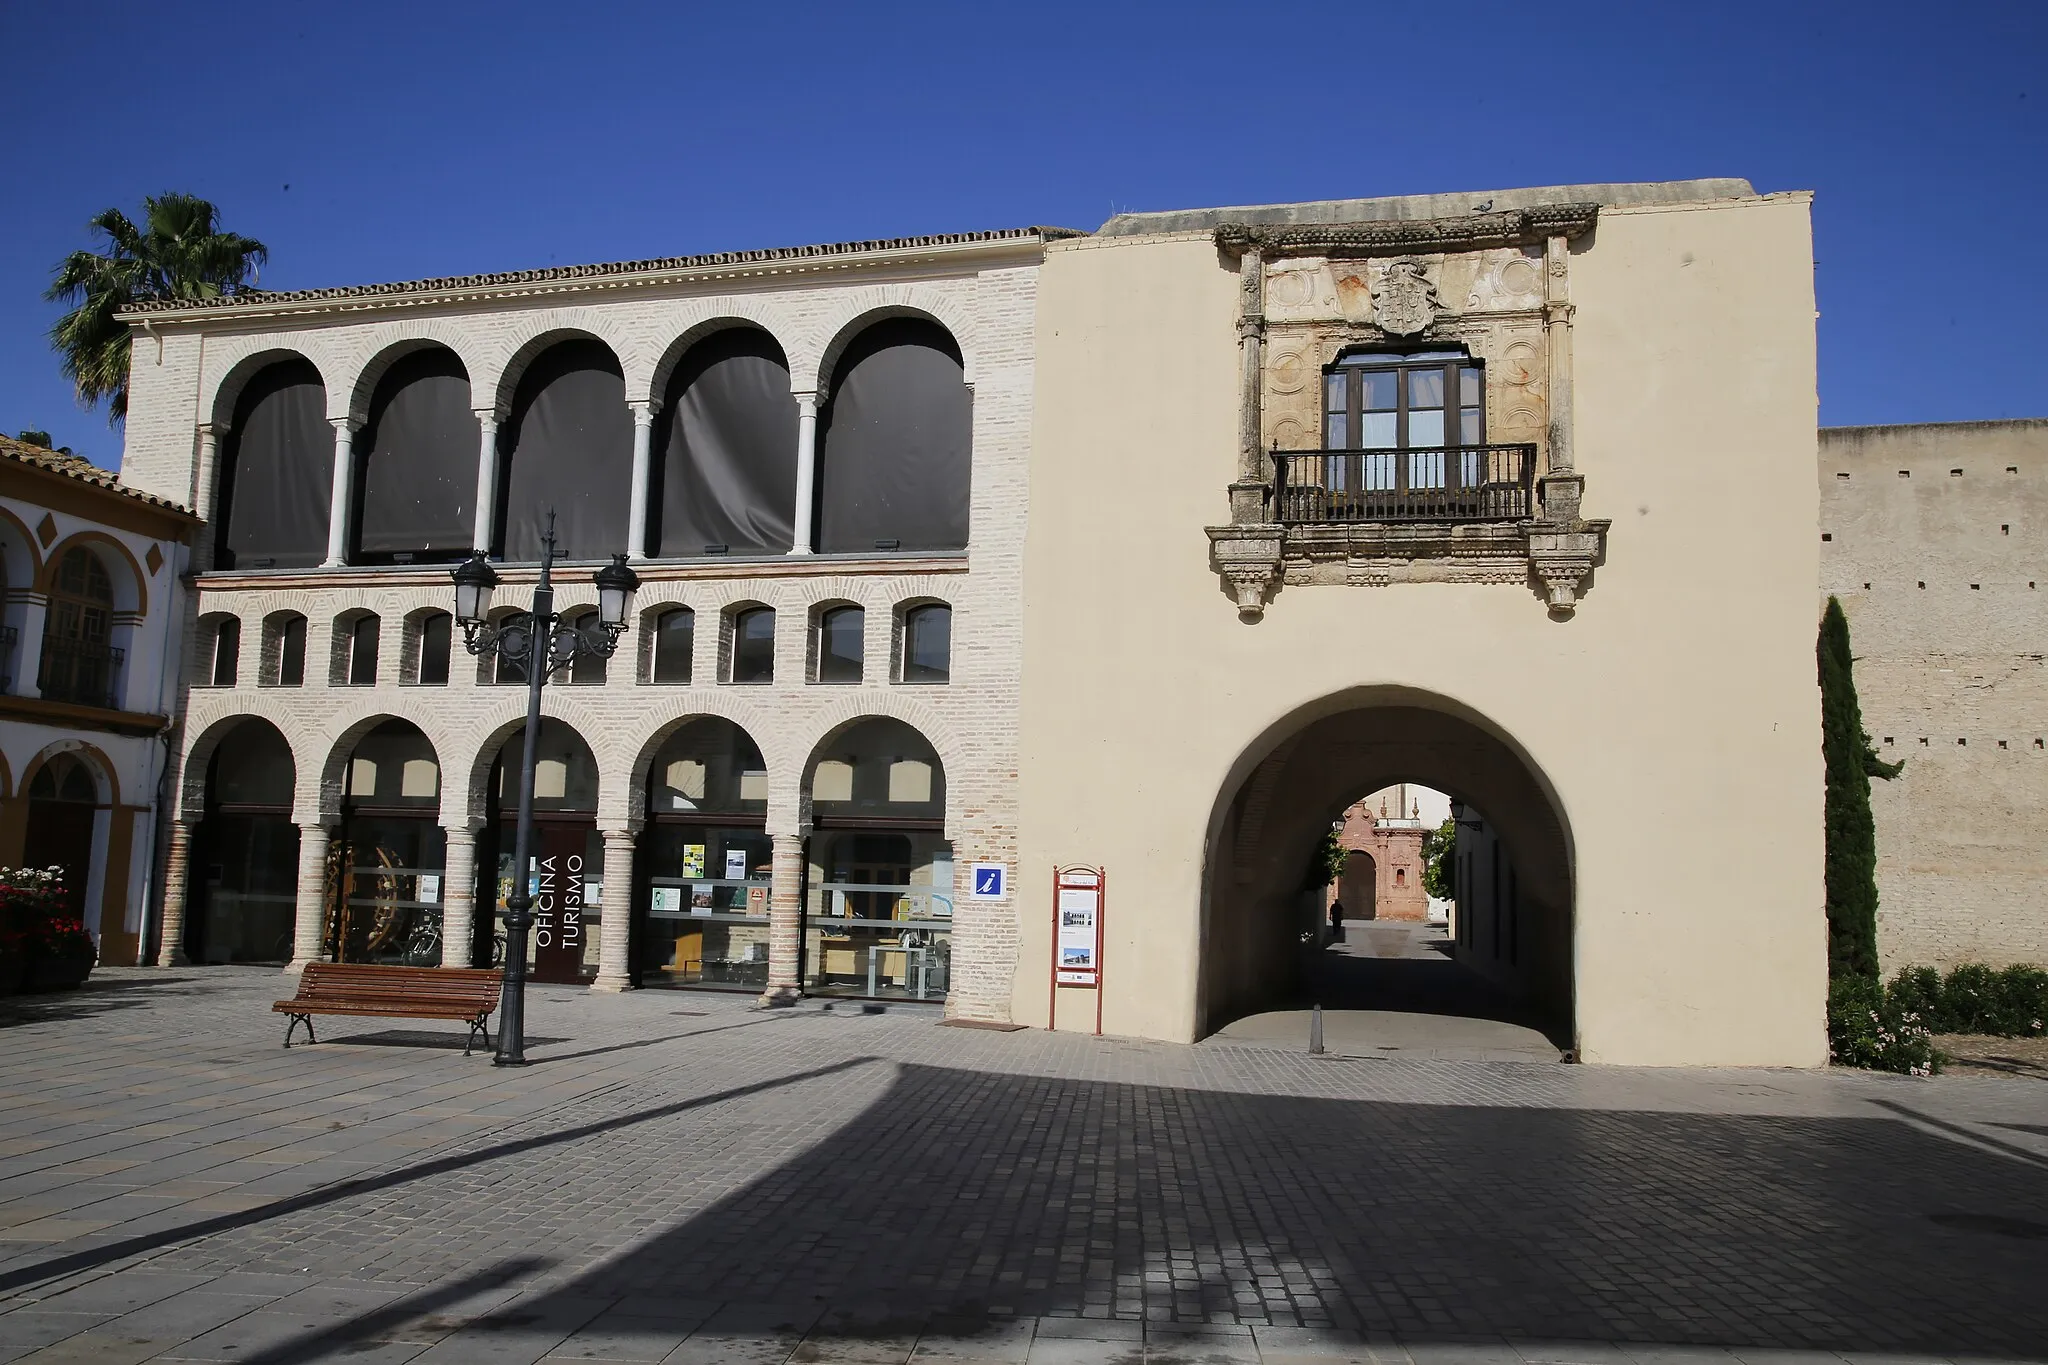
[{"xmin": 1819, "ymin": 597, "xmax": 1902, "ymax": 981}]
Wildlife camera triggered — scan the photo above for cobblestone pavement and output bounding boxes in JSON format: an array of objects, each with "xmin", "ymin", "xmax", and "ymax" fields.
[{"xmin": 0, "ymin": 968, "xmax": 2044, "ymax": 1364}]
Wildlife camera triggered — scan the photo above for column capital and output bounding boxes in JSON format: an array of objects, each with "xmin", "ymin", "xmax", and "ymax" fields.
[
  {"xmin": 473, "ymin": 405, "xmax": 506, "ymax": 427},
  {"xmin": 328, "ymin": 414, "xmax": 359, "ymax": 434},
  {"xmin": 197, "ymin": 420, "xmax": 229, "ymax": 440},
  {"xmin": 627, "ymin": 398, "xmax": 661, "ymax": 424},
  {"xmin": 792, "ymin": 390, "xmax": 820, "ymax": 411}
]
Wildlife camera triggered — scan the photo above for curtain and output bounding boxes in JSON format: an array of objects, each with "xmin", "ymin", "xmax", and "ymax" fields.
[
  {"xmin": 218, "ymin": 359, "xmax": 329, "ymax": 570},
  {"xmin": 355, "ymin": 348, "xmax": 478, "ymax": 561},
  {"xmin": 653, "ymin": 329, "xmax": 797, "ymax": 556},
  {"xmin": 499, "ymin": 340, "xmax": 633, "ymax": 561},
  {"xmin": 815, "ymin": 319, "xmax": 971, "ymax": 554}
]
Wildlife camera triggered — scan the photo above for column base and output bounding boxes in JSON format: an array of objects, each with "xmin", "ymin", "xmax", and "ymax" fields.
[
  {"xmin": 785, "ymin": 546, "xmax": 814, "ymax": 557},
  {"xmin": 284, "ymin": 956, "xmax": 324, "ymax": 975},
  {"xmin": 589, "ymin": 974, "xmax": 635, "ymax": 994},
  {"xmin": 757, "ymin": 985, "xmax": 802, "ymax": 1008},
  {"xmin": 157, "ymin": 948, "xmax": 190, "ymax": 967}
]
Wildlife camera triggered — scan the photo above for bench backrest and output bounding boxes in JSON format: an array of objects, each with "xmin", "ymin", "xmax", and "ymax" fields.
[{"xmin": 293, "ymin": 962, "xmax": 503, "ymax": 1010}]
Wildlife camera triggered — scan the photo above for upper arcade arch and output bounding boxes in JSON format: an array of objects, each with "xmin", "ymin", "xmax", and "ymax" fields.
[
  {"xmin": 814, "ymin": 314, "xmax": 972, "ymax": 555},
  {"xmin": 650, "ymin": 324, "xmax": 799, "ymax": 558},
  {"xmin": 809, "ymin": 294, "xmax": 981, "ymax": 394},
  {"xmin": 494, "ymin": 334, "xmax": 633, "ymax": 562}
]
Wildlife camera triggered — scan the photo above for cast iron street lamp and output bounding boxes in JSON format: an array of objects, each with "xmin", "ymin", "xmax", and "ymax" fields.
[{"xmin": 452, "ymin": 514, "xmax": 638, "ymax": 1065}]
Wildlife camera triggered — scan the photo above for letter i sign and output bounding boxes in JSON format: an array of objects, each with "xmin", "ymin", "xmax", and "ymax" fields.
[{"xmin": 970, "ymin": 864, "xmax": 1007, "ymax": 900}]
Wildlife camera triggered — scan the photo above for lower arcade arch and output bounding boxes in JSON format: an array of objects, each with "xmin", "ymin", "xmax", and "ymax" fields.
[
  {"xmin": 632, "ymin": 716, "xmax": 772, "ymax": 991},
  {"xmin": 189, "ymin": 719, "xmax": 297, "ymax": 963},
  {"xmin": 331, "ymin": 719, "xmax": 445, "ymax": 967},
  {"xmin": 481, "ymin": 718, "xmax": 601, "ymax": 981},
  {"xmin": 799, "ymin": 716, "xmax": 952, "ymax": 1002},
  {"xmin": 1201, "ymin": 695, "xmax": 1575, "ymax": 1050}
]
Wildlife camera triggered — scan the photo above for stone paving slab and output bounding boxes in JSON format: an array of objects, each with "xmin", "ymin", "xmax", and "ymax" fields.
[{"xmin": 0, "ymin": 969, "xmax": 2044, "ymax": 1364}]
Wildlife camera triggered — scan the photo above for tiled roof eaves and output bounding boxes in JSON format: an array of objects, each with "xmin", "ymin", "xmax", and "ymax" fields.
[
  {"xmin": 119, "ymin": 227, "xmax": 1086, "ymax": 320},
  {"xmin": 0, "ymin": 438, "xmax": 194, "ymax": 518}
]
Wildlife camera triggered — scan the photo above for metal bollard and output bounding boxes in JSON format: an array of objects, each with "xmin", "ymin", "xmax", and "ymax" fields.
[{"xmin": 1310, "ymin": 1003, "xmax": 1325, "ymax": 1055}]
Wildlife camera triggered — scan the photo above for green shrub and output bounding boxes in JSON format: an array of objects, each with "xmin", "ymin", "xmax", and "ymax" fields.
[
  {"xmin": 1828, "ymin": 976, "xmax": 1942, "ymax": 1075},
  {"xmin": 1886, "ymin": 965, "xmax": 1944, "ymax": 1024},
  {"xmin": 1880, "ymin": 963, "xmax": 2048, "ymax": 1037}
]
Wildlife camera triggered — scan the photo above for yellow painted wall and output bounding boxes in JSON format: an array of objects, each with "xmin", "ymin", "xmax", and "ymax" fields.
[{"xmin": 1014, "ymin": 196, "xmax": 1826, "ymax": 1066}]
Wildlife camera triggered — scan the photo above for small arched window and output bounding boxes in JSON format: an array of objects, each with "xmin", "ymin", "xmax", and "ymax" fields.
[
  {"xmin": 29, "ymin": 753, "xmax": 98, "ymax": 804},
  {"xmin": 900, "ymin": 603, "xmax": 950, "ymax": 684},
  {"xmin": 493, "ymin": 612, "xmax": 531, "ymax": 686},
  {"xmin": 39, "ymin": 547, "xmax": 116, "ymax": 707},
  {"xmin": 566, "ymin": 611, "xmax": 606, "ymax": 686},
  {"xmin": 414, "ymin": 612, "xmax": 452, "ymax": 686},
  {"xmin": 346, "ymin": 614, "xmax": 379, "ymax": 686},
  {"xmin": 210, "ymin": 617, "xmax": 241, "ymax": 687},
  {"xmin": 269, "ymin": 613, "xmax": 307, "ymax": 687},
  {"xmin": 651, "ymin": 608, "xmax": 693, "ymax": 684},
  {"xmin": 728, "ymin": 607, "xmax": 774, "ymax": 684},
  {"xmin": 816, "ymin": 606, "xmax": 863, "ymax": 684}
]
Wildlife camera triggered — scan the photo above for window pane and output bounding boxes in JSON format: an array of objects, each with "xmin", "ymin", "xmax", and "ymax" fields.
[
  {"xmin": 1360, "ymin": 411, "xmax": 1397, "ymax": 447},
  {"xmin": 418, "ymin": 614, "xmax": 451, "ymax": 686},
  {"xmin": 279, "ymin": 616, "xmax": 306, "ymax": 687},
  {"xmin": 1324, "ymin": 372, "xmax": 1345, "ymax": 411},
  {"xmin": 1324, "ymin": 413, "xmax": 1346, "ymax": 449},
  {"xmin": 570, "ymin": 612, "xmax": 606, "ymax": 686},
  {"xmin": 818, "ymin": 607, "xmax": 864, "ymax": 683},
  {"xmin": 1407, "ymin": 368, "xmax": 1445, "ymax": 409},
  {"xmin": 732, "ymin": 609, "xmax": 774, "ymax": 683},
  {"xmin": 350, "ymin": 617, "xmax": 379, "ymax": 685},
  {"xmin": 1459, "ymin": 367, "xmax": 1483, "ymax": 407},
  {"xmin": 903, "ymin": 605, "xmax": 950, "ymax": 683},
  {"xmin": 653, "ymin": 609, "xmax": 693, "ymax": 684},
  {"xmin": 1409, "ymin": 410, "xmax": 1446, "ymax": 448},
  {"xmin": 1360, "ymin": 371, "xmax": 1397, "ymax": 411},
  {"xmin": 213, "ymin": 619, "xmax": 240, "ymax": 687},
  {"xmin": 1460, "ymin": 409, "xmax": 1483, "ymax": 446}
]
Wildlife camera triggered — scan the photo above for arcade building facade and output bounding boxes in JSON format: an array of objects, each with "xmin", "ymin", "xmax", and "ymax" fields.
[{"xmin": 116, "ymin": 229, "xmax": 1053, "ymax": 1016}]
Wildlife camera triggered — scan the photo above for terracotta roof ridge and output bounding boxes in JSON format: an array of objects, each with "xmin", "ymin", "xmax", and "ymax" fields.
[
  {"xmin": 0, "ymin": 434, "xmax": 192, "ymax": 515},
  {"xmin": 119, "ymin": 226, "xmax": 1089, "ymax": 318}
]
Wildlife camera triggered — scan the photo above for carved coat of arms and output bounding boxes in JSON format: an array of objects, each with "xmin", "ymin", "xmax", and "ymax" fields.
[{"xmin": 1374, "ymin": 258, "xmax": 1440, "ymax": 336}]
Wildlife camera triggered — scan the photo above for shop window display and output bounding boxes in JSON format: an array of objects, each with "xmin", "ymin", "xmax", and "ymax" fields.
[
  {"xmin": 638, "ymin": 717, "xmax": 771, "ymax": 990},
  {"xmin": 484, "ymin": 718, "xmax": 602, "ymax": 982},
  {"xmin": 333, "ymin": 719, "xmax": 445, "ymax": 966},
  {"xmin": 195, "ymin": 719, "xmax": 298, "ymax": 964}
]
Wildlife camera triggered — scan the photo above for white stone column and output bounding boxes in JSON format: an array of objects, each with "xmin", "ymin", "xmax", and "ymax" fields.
[
  {"xmin": 788, "ymin": 392, "xmax": 818, "ymax": 555},
  {"xmin": 592, "ymin": 827, "xmax": 636, "ymax": 992},
  {"xmin": 627, "ymin": 401, "xmax": 657, "ymax": 561},
  {"xmin": 15, "ymin": 596, "xmax": 47, "ymax": 698},
  {"xmin": 156, "ymin": 819, "xmax": 196, "ymax": 967},
  {"xmin": 759, "ymin": 832, "xmax": 803, "ymax": 1005},
  {"xmin": 440, "ymin": 826, "xmax": 477, "ymax": 969},
  {"xmin": 321, "ymin": 418, "xmax": 358, "ymax": 568},
  {"xmin": 471, "ymin": 410, "xmax": 501, "ymax": 553},
  {"xmin": 288, "ymin": 822, "xmax": 334, "ymax": 973}
]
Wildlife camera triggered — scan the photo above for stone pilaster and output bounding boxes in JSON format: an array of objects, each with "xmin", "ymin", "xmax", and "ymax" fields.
[
  {"xmin": 288, "ymin": 822, "xmax": 334, "ymax": 974},
  {"xmin": 759, "ymin": 832, "xmax": 803, "ymax": 1005},
  {"xmin": 440, "ymin": 826, "xmax": 477, "ymax": 969},
  {"xmin": 592, "ymin": 827, "xmax": 636, "ymax": 992},
  {"xmin": 1543, "ymin": 234, "xmax": 1575, "ymax": 474},
  {"xmin": 155, "ymin": 819, "xmax": 195, "ymax": 967}
]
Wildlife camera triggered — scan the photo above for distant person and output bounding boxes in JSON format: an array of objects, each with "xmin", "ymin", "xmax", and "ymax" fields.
[{"xmin": 1328, "ymin": 899, "xmax": 1344, "ymax": 942}]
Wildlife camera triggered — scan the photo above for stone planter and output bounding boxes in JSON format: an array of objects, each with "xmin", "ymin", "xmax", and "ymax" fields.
[{"xmin": 27, "ymin": 943, "xmax": 94, "ymax": 992}]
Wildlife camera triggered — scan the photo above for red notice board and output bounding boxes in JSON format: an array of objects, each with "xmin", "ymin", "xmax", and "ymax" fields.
[{"xmin": 1049, "ymin": 865, "xmax": 1105, "ymax": 1036}]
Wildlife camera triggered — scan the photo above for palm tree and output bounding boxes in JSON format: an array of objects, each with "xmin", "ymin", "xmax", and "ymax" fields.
[{"xmin": 46, "ymin": 193, "xmax": 267, "ymax": 422}]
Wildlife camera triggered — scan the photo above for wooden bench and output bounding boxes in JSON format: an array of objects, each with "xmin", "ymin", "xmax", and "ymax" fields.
[{"xmin": 272, "ymin": 963, "xmax": 503, "ymax": 1054}]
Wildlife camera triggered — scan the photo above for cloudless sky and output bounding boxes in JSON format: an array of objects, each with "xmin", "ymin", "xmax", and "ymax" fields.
[{"xmin": 0, "ymin": 0, "xmax": 2041, "ymax": 470}]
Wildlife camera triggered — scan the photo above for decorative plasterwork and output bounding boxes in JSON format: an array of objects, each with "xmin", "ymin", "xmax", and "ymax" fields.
[{"xmin": 1205, "ymin": 208, "xmax": 1608, "ymax": 621}]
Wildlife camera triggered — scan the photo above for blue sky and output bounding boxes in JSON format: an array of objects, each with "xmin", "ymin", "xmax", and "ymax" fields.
[{"xmin": 1, "ymin": 0, "xmax": 2040, "ymax": 470}]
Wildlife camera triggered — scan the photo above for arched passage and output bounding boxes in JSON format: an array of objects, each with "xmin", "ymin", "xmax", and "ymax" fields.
[
  {"xmin": 800, "ymin": 716, "xmax": 952, "ymax": 1001},
  {"xmin": 23, "ymin": 750, "xmax": 107, "ymax": 923},
  {"xmin": 332, "ymin": 719, "xmax": 445, "ymax": 966},
  {"xmin": 482, "ymin": 718, "xmax": 600, "ymax": 982},
  {"xmin": 190, "ymin": 718, "xmax": 298, "ymax": 964},
  {"xmin": 634, "ymin": 716, "xmax": 772, "ymax": 990},
  {"xmin": 1201, "ymin": 696, "xmax": 1574, "ymax": 1052}
]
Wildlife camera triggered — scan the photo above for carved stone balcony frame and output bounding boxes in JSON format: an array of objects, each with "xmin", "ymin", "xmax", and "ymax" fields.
[{"xmin": 1205, "ymin": 206, "xmax": 1610, "ymax": 620}]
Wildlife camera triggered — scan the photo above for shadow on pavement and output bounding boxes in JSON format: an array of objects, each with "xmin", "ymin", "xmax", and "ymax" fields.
[
  {"xmin": 464, "ymin": 1061, "xmax": 2048, "ymax": 1357},
  {"xmin": 0, "ymin": 973, "xmax": 220, "ymax": 1028}
]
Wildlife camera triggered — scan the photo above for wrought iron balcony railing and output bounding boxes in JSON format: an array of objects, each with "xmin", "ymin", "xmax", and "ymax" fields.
[
  {"xmin": 38, "ymin": 640, "xmax": 124, "ymax": 710},
  {"xmin": 1272, "ymin": 443, "xmax": 1537, "ymax": 525}
]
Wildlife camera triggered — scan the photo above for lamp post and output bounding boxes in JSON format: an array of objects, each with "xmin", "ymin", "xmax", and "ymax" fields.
[{"xmin": 452, "ymin": 514, "xmax": 638, "ymax": 1065}]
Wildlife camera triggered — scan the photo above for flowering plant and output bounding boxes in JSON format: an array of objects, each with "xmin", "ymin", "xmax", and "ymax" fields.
[
  {"xmin": 1828, "ymin": 975, "xmax": 1942, "ymax": 1075},
  {"xmin": 0, "ymin": 867, "xmax": 96, "ymax": 990}
]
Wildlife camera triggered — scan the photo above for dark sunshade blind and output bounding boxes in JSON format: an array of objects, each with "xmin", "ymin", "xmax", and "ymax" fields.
[
  {"xmin": 209, "ymin": 720, "xmax": 295, "ymax": 809},
  {"xmin": 355, "ymin": 348, "xmax": 478, "ymax": 562},
  {"xmin": 652, "ymin": 329, "xmax": 797, "ymax": 556},
  {"xmin": 815, "ymin": 319, "xmax": 971, "ymax": 554},
  {"xmin": 498, "ymin": 340, "xmax": 633, "ymax": 561},
  {"xmin": 217, "ymin": 359, "xmax": 330, "ymax": 570}
]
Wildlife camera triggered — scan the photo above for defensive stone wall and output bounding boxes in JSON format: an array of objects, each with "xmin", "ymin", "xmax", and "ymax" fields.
[{"xmin": 1819, "ymin": 419, "xmax": 2048, "ymax": 971}]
